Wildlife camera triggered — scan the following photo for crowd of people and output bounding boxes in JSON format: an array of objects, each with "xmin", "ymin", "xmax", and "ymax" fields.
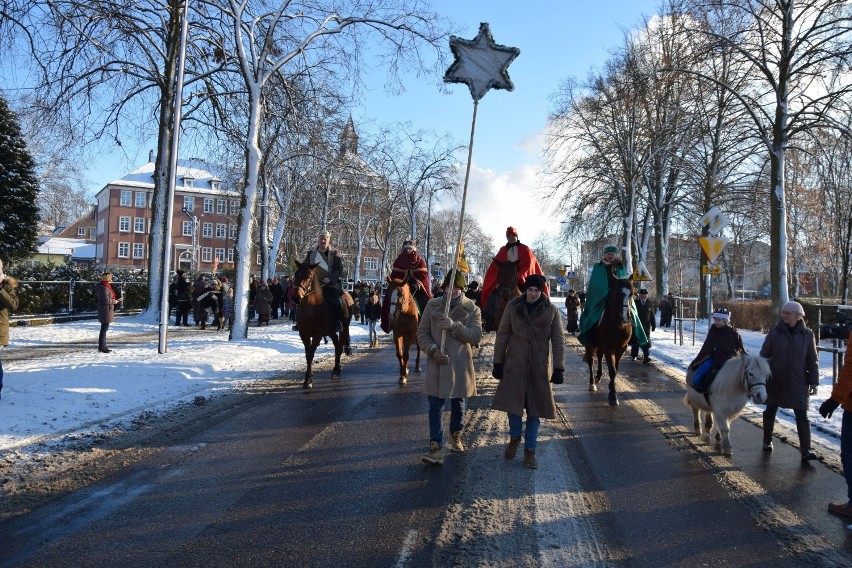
[{"xmin": 4, "ymin": 234, "xmax": 852, "ymax": 523}]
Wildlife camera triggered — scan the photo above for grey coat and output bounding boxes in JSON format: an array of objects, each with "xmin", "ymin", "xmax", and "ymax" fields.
[
  {"xmin": 96, "ymin": 281, "xmax": 120, "ymax": 324},
  {"xmin": 417, "ymin": 295, "xmax": 482, "ymax": 399},
  {"xmin": 760, "ymin": 320, "xmax": 818, "ymax": 410},
  {"xmin": 492, "ymin": 295, "xmax": 565, "ymax": 419}
]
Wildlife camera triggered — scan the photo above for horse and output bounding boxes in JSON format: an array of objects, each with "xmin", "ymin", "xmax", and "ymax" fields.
[
  {"xmin": 291, "ymin": 260, "xmax": 352, "ymax": 389},
  {"xmin": 486, "ymin": 259, "xmax": 520, "ymax": 332},
  {"xmin": 584, "ymin": 278, "xmax": 634, "ymax": 406},
  {"xmin": 684, "ymin": 353, "xmax": 770, "ymax": 456},
  {"xmin": 387, "ymin": 278, "xmax": 421, "ymax": 385}
]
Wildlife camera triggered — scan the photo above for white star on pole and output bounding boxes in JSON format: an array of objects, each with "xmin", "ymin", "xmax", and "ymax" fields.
[{"xmin": 444, "ymin": 22, "xmax": 520, "ymax": 101}]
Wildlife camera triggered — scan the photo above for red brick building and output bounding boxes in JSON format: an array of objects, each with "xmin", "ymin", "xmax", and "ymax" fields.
[{"xmin": 94, "ymin": 159, "xmax": 259, "ymax": 273}]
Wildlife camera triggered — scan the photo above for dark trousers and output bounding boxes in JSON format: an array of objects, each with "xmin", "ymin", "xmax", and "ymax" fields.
[
  {"xmin": 176, "ymin": 302, "xmax": 190, "ymax": 326},
  {"xmin": 99, "ymin": 322, "xmax": 110, "ymax": 350},
  {"xmin": 0, "ymin": 345, "xmax": 4, "ymax": 397},
  {"xmin": 763, "ymin": 405, "xmax": 811, "ymax": 454},
  {"xmin": 842, "ymin": 411, "xmax": 852, "ymax": 502}
]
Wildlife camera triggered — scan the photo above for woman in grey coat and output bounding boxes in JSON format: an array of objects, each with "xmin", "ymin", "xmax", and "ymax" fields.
[
  {"xmin": 491, "ymin": 274, "xmax": 565, "ymax": 469},
  {"xmin": 416, "ymin": 270, "xmax": 482, "ymax": 465},
  {"xmin": 760, "ymin": 301, "xmax": 819, "ymax": 461}
]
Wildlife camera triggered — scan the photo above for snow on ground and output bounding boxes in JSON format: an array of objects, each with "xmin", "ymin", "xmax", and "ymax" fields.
[{"xmin": 0, "ymin": 314, "xmax": 845, "ymax": 460}]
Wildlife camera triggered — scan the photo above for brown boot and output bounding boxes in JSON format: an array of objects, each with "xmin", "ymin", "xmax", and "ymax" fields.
[
  {"xmin": 450, "ymin": 431, "xmax": 465, "ymax": 453},
  {"xmin": 523, "ymin": 448, "xmax": 538, "ymax": 469},
  {"xmin": 504, "ymin": 437, "xmax": 521, "ymax": 460}
]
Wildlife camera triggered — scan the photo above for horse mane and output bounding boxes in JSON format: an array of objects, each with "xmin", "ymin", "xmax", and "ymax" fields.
[{"xmin": 711, "ymin": 355, "xmax": 747, "ymax": 399}]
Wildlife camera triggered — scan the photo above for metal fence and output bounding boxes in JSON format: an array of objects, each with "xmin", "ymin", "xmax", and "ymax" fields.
[{"xmin": 11, "ymin": 280, "xmax": 149, "ymax": 317}]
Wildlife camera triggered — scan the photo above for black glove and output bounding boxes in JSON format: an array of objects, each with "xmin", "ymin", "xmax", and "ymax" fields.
[
  {"xmin": 550, "ymin": 369, "xmax": 564, "ymax": 384},
  {"xmin": 492, "ymin": 363, "xmax": 503, "ymax": 380},
  {"xmin": 819, "ymin": 398, "xmax": 840, "ymax": 419}
]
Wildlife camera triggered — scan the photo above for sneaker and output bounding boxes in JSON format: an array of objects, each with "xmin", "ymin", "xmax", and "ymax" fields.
[
  {"xmin": 504, "ymin": 437, "xmax": 521, "ymax": 460},
  {"xmin": 523, "ymin": 448, "xmax": 538, "ymax": 469},
  {"xmin": 801, "ymin": 451, "xmax": 818, "ymax": 462},
  {"xmin": 762, "ymin": 441, "xmax": 773, "ymax": 452},
  {"xmin": 450, "ymin": 432, "xmax": 465, "ymax": 453},
  {"xmin": 828, "ymin": 502, "xmax": 852, "ymax": 518},
  {"xmin": 421, "ymin": 441, "xmax": 444, "ymax": 465}
]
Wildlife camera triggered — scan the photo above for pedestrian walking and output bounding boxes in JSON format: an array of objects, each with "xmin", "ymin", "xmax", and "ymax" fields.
[
  {"xmin": 417, "ymin": 270, "xmax": 482, "ymax": 465},
  {"xmin": 0, "ymin": 259, "xmax": 19, "ymax": 399},
  {"xmin": 630, "ymin": 288, "xmax": 655, "ymax": 363},
  {"xmin": 253, "ymin": 279, "xmax": 273, "ymax": 325},
  {"xmin": 819, "ymin": 329, "xmax": 852, "ymax": 519},
  {"xmin": 96, "ymin": 270, "xmax": 122, "ymax": 353},
  {"xmin": 491, "ymin": 274, "xmax": 565, "ymax": 469},
  {"xmin": 364, "ymin": 291, "xmax": 382, "ymax": 347},
  {"xmin": 564, "ymin": 288, "xmax": 580, "ymax": 334},
  {"xmin": 760, "ymin": 301, "xmax": 819, "ymax": 460},
  {"xmin": 659, "ymin": 293, "xmax": 674, "ymax": 328}
]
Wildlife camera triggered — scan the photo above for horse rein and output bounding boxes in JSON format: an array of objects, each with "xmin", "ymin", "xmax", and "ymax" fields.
[{"xmin": 741, "ymin": 355, "xmax": 767, "ymax": 396}]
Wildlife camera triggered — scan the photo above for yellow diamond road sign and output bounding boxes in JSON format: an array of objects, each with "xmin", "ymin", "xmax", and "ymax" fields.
[{"xmin": 697, "ymin": 236, "xmax": 729, "ymax": 263}]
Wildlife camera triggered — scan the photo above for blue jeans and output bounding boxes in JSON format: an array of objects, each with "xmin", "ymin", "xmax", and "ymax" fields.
[
  {"xmin": 428, "ymin": 396, "xmax": 466, "ymax": 445},
  {"xmin": 842, "ymin": 411, "xmax": 852, "ymax": 503},
  {"xmin": 368, "ymin": 320, "xmax": 378, "ymax": 343},
  {"xmin": 508, "ymin": 413, "xmax": 541, "ymax": 449},
  {"xmin": 0, "ymin": 344, "xmax": 4, "ymax": 397}
]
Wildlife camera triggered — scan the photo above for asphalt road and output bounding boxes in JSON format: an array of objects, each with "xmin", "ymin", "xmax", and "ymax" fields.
[{"xmin": 2, "ymin": 327, "xmax": 852, "ymax": 566}]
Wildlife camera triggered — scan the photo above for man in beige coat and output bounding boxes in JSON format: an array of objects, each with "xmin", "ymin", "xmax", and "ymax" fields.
[
  {"xmin": 417, "ymin": 269, "xmax": 482, "ymax": 465},
  {"xmin": 492, "ymin": 274, "xmax": 565, "ymax": 469}
]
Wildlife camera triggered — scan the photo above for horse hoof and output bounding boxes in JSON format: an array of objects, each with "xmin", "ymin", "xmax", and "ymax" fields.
[
  {"xmin": 344, "ymin": 347, "xmax": 352, "ymax": 356},
  {"xmin": 589, "ymin": 384, "xmax": 597, "ymax": 392},
  {"xmin": 399, "ymin": 377, "xmax": 407, "ymax": 385},
  {"xmin": 594, "ymin": 376, "xmax": 602, "ymax": 385},
  {"xmin": 303, "ymin": 379, "xmax": 312, "ymax": 389},
  {"xmin": 608, "ymin": 396, "xmax": 619, "ymax": 406}
]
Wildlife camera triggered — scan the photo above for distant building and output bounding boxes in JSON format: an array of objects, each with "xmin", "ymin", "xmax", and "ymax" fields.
[
  {"xmin": 93, "ymin": 158, "xmax": 259, "ymax": 273},
  {"xmin": 33, "ymin": 237, "xmax": 96, "ymax": 267},
  {"xmin": 56, "ymin": 206, "xmax": 98, "ymax": 242}
]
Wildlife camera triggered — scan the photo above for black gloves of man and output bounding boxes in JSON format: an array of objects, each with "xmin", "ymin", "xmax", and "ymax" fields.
[
  {"xmin": 492, "ymin": 363, "xmax": 503, "ymax": 381},
  {"xmin": 550, "ymin": 369, "xmax": 564, "ymax": 384},
  {"xmin": 819, "ymin": 398, "xmax": 840, "ymax": 419}
]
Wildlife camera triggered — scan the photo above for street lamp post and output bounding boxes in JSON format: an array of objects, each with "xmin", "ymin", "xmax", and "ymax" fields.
[{"xmin": 181, "ymin": 206, "xmax": 199, "ymax": 273}]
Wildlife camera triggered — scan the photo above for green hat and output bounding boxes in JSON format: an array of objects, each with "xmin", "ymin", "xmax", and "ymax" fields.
[
  {"xmin": 442, "ymin": 270, "xmax": 467, "ymax": 290},
  {"xmin": 603, "ymin": 245, "xmax": 619, "ymax": 254}
]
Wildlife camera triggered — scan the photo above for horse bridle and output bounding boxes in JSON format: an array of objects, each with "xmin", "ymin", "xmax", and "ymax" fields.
[{"xmin": 742, "ymin": 356, "xmax": 767, "ymax": 394}]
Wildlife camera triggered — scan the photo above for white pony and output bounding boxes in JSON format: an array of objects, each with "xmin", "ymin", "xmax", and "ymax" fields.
[{"xmin": 684, "ymin": 353, "xmax": 771, "ymax": 456}]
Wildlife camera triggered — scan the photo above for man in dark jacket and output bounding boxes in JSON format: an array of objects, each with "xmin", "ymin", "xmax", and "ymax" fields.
[
  {"xmin": 630, "ymin": 288, "xmax": 655, "ymax": 363},
  {"xmin": 270, "ymin": 277, "xmax": 283, "ymax": 319},
  {"xmin": 302, "ymin": 230, "xmax": 345, "ymax": 332}
]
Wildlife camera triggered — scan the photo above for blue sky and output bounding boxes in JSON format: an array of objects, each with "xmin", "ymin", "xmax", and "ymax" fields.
[{"xmin": 84, "ymin": 0, "xmax": 661, "ymax": 249}]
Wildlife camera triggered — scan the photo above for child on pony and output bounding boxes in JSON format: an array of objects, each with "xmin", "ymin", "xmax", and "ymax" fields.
[{"xmin": 688, "ymin": 306, "xmax": 745, "ymax": 392}]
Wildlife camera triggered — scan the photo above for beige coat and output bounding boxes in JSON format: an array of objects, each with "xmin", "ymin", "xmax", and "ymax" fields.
[
  {"xmin": 492, "ymin": 295, "xmax": 565, "ymax": 419},
  {"xmin": 417, "ymin": 294, "xmax": 482, "ymax": 399},
  {"xmin": 0, "ymin": 277, "xmax": 19, "ymax": 346}
]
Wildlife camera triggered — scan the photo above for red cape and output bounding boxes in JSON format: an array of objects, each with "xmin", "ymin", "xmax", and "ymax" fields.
[
  {"xmin": 381, "ymin": 252, "xmax": 432, "ymax": 333},
  {"xmin": 480, "ymin": 242, "xmax": 546, "ymax": 309}
]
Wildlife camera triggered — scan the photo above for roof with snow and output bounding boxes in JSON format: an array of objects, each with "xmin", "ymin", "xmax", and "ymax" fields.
[
  {"xmin": 37, "ymin": 237, "xmax": 96, "ymax": 259},
  {"xmin": 99, "ymin": 159, "xmax": 237, "ymax": 195}
]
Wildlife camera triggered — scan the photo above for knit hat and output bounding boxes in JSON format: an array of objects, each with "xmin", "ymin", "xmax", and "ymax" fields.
[
  {"xmin": 506, "ymin": 226, "xmax": 518, "ymax": 237},
  {"xmin": 603, "ymin": 244, "xmax": 619, "ymax": 254},
  {"xmin": 782, "ymin": 301, "xmax": 805, "ymax": 318},
  {"xmin": 712, "ymin": 306, "xmax": 731, "ymax": 321},
  {"xmin": 523, "ymin": 274, "xmax": 547, "ymax": 291},
  {"xmin": 442, "ymin": 270, "xmax": 467, "ymax": 290}
]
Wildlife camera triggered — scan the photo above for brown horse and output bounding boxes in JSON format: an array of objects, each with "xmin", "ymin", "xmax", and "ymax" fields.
[
  {"xmin": 291, "ymin": 260, "xmax": 352, "ymax": 389},
  {"xmin": 486, "ymin": 259, "xmax": 520, "ymax": 332},
  {"xmin": 387, "ymin": 278, "xmax": 421, "ymax": 385},
  {"xmin": 584, "ymin": 278, "xmax": 634, "ymax": 406}
]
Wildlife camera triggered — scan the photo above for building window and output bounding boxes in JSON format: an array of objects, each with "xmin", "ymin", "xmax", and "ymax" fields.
[
  {"xmin": 202, "ymin": 222, "xmax": 213, "ymax": 238},
  {"xmin": 227, "ymin": 248, "xmax": 235, "ymax": 263},
  {"xmin": 133, "ymin": 243, "xmax": 145, "ymax": 259},
  {"xmin": 215, "ymin": 223, "xmax": 226, "ymax": 239},
  {"xmin": 203, "ymin": 198, "xmax": 214, "ymax": 213},
  {"xmin": 134, "ymin": 217, "xmax": 145, "ymax": 233},
  {"xmin": 183, "ymin": 195, "xmax": 194, "ymax": 212},
  {"xmin": 211, "ymin": 180, "xmax": 220, "ymax": 191},
  {"xmin": 256, "ymin": 252, "xmax": 262, "ymax": 265},
  {"xmin": 135, "ymin": 192, "xmax": 146, "ymax": 208},
  {"xmin": 118, "ymin": 242, "xmax": 130, "ymax": 258},
  {"xmin": 182, "ymin": 221, "xmax": 193, "ymax": 236},
  {"xmin": 202, "ymin": 247, "xmax": 212, "ymax": 263},
  {"xmin": 183, "ymin": 176, "xmax": 194, "ymax": 188},
  {"xmin": 363, "ymin": 257, "xmax": 378, "ymax": 271},
  {"xmin": 229, "ymin": 224, "xmax": 237, "ymax": 239},
  {"xmin": 230, "ymin": 200, "xmax": 239, "ymax": 215},
  {"xmin": 97, "ymin": 219, "xmax": 104, "ymax": 235},
  {"xmin": 119, "ymin": 216, "xmax": 130, "ymax": 232},
  {"xmin": 217, "ymin": 199, "xmax": 227, "ymax": 214},
  {"xmin": 120, "ymin": 190, "xmax": 132, "ymax": 206},
  {"xmin": 77, "ymin": 227, "xmax": 86, "ymax": 237},
  {"xmin": 215, "ymin": 248, "xmax": 225, "ymax": 261}
]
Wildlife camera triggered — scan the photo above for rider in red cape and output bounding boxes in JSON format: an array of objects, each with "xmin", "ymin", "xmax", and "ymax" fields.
[
  {"xmin": 480, "ymin": 227, "xmax": 546, "ymax": 328},
  {"xmin": 381, "ymin": 239, "xmax": 432, "ymax": 333}
]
